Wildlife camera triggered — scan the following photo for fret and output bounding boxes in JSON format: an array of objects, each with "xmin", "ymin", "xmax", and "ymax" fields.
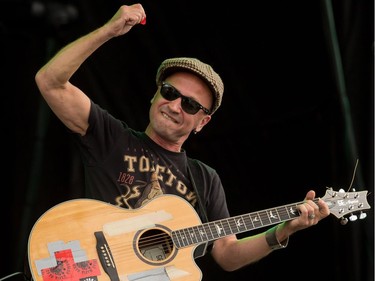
[
  {"xmin": 221, "ymin": 220, "xmax": 228, "ymax": 236},
  {"xmin": 287, "ymin": 204, "xmax": 299, "ymax": 218},
  {"xmin": 250, "ymin": 212, "xmax": 263, "ymax": 228},
  {"xmin": 274, "ymin": 207, "xmax": 282, "ymax": 221},
  {"xmin": 177, "ymin": 229, "xmax": 188, "ymax": 247},
  {"xmin": 266, "ymin": 208, "xmax": 281, "ymax": 224},
  {"xmin": 173, "ymin": 229, "xmax": 183, "ymax": 248},
  {"xmin": 182, "ymin": 228, "xmax": 193, "ymax": 246},
  {"xmin": 228, "ymin": 217, "xmax": 240, "ymax": 234},
  {"xmin": 220, "ymin": 219, "xmax": 231, "ymax": 236},
  {"xmin": 213, "ymin": 221, "xmax": 222, "ymax": 238},
  {"xmin": 210, "ymin": 222, "xmax": 220, "ymax": 239},
  {"xmin": 192, "ymin": 226, "xmax": 202, "ymax": 243},
  {"xmin": 279, "ymin": 205, "xmax": 290, "ymax": 220},
  {"xmin": 234, "ymin": 215, "xmax": 248, "ymax": 232},
  {"xmin": 202, "ymin": 223, "xmax": 215, "ymax": 240},
  {"xmin": 182, "ymin": 228, "xmax": 190, "ymax": 247},
  {"xmin": 196, "ymin": 225, "xmax": 208, "ymax": 241},
  {"xmin": 209, "ymin": 222, "xmax": 221, "ymax": 239},
  {"xmin": 244, "ymin": 214, "xmax": 254, "ymax": 230},
  {"xmin": 185, "ymin": 226, "xmax": 198, "ymax": 244}
]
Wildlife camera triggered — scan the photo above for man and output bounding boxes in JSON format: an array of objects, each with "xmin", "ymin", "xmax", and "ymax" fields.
[{"xmin": 35, "ymin": 3, "xmax": 329, "ymax": 276}]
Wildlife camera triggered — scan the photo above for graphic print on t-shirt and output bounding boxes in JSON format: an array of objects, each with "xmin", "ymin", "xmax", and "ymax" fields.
[{"xmin": 134, "ymin": 171, "xmax": 165, "ymax": 208}]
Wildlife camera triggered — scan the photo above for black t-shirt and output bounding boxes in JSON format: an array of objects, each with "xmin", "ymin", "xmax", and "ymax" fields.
[{"xmin": 73, "ymin": 101, "xmax": 230, "ymax": 223}]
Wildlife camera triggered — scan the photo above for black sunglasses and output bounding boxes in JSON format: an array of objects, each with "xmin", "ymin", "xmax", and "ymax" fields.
[{"xmin": 160, "ymin": 82, "xmax": 211, "ymax": 115}]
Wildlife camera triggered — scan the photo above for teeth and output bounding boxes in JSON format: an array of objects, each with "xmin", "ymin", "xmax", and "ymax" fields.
[
  {"xmin": 162, "ymin": 112, "xmax": 171, "ymax": 120},
  {"xmin": 162, "ymin": 112, "xmax": 177, "ymax": 123}
]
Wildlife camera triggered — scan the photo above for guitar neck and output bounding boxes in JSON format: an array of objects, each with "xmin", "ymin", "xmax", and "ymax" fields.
[{"xmin": 172, "ymin": 199, "xmax": 315, "ymax": 248}]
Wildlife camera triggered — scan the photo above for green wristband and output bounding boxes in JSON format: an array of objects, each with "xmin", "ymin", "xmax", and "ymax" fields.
[{"xmin": 265, "ymin": 225, "xmax": 289, "ymax": 250}]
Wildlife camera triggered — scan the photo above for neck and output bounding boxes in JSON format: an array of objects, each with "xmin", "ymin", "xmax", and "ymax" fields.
[{"xmin": 145, "ymin": 125, "xmax": 184, "ymax": 152}]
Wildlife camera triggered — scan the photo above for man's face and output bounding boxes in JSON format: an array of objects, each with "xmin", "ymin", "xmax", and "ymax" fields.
[{"xmin": 147, "ymin": 72, "xmax": 212, "ymax": 146}]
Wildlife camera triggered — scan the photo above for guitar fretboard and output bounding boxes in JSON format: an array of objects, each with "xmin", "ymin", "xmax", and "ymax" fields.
[{"xmin": 171, "ymin": 200, "xmax": 310, "ymax": 248}]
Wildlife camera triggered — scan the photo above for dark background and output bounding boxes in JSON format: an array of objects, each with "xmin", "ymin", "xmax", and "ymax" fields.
[{"xmin": 1, "ymin": 0, "xmax": 373, "ymax": 280}]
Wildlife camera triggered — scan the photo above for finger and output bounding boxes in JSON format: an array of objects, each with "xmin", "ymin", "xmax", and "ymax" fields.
[
  {"xmin": 305, "ymin": 190, "xmax": 316, "ymax": 200},
  {"xmin": 298, "ymin": 201, "xmax": 315, "ymax": 218},
  {"xmin": 316, "ymin": 198, "xmax": 330, "ymax": 216},
  {"xmin": 298, "ymin": 202, "xmax": 308, "ymax": 217}
]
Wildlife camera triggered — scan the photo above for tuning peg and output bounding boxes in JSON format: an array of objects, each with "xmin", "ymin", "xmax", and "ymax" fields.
[
  {"xmin": 340, "ymin": 217, "xmax": 348, "ymax": 225},
  {"xmin": 349, "ymin": 213, "xmax": 358, "ymax": 221},
  {"xmin": 359, "ymin": 212, "xmax": 367, "ymax": 219}
]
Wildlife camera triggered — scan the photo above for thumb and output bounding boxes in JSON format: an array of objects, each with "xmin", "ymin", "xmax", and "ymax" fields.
[{"xmin": 305, "ymin": 190, "xmax": 316, "ymax": 200}]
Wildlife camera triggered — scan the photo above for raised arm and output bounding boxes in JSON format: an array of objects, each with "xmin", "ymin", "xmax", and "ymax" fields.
[{"xmin": 35, "ymin": 4, "xmax": 146, "ymax": 135}]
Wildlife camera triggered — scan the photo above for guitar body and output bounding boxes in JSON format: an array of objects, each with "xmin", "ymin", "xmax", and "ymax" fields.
[{"xmin": 28, "ymin": 195, "xmax": 203, "ymax": 281}]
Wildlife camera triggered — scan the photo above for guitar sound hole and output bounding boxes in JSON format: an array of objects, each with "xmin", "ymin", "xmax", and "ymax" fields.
[{"xmin": 138, "ymin": 228, "xmax": 174, "ymax": 263}]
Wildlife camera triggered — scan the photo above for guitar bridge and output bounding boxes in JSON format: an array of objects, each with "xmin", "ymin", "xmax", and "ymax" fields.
[{"xmin": 94, "ymin": 231, "xmax": 120, "ymax": 281}]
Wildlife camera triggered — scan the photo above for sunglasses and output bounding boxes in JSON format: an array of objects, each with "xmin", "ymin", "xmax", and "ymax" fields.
[{"xmin": 160, "ymin": 82, "xmax": 211, "ymax": 115}]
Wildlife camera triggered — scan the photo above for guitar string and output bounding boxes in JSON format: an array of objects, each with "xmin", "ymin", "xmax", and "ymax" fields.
[
  {"xmin": 99, "ymin": 200, "xmax": 311, "ymax": 261},
  {"xmin": 96, "ymin": 191, "xmax": 361, "ymax": 260}
]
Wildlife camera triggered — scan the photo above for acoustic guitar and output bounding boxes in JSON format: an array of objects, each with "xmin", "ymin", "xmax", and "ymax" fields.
[{"xmin": 28, "ymin": 188, "xmax": 370, "ymax": 281}]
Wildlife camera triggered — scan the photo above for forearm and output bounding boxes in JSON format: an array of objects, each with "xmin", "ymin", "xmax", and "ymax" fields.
[
  {"xmin": 211, "ymin": 233, "xmax": 272, "ymax": 271},
  {"xmin": 35, "ymin": 26, "xmax": 112, "ymax": 89},
  {"xmin": 212, "ymin": 223, "xmax": 291, "ymax": 271},
  {"xmin": 35, "ymin": 3, "xmax": 146, "ymax": 89}
]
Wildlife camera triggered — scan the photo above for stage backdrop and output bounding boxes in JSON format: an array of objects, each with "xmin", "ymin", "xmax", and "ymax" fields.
[{"xmin": 1, "ymin": 0, "xmax": 373, "ymax": 281}]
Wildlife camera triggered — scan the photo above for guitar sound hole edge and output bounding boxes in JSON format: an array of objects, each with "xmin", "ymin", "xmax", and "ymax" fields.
[{"xmin": 134, "ymin": 224, "xmax": 177, "ymax": 266}]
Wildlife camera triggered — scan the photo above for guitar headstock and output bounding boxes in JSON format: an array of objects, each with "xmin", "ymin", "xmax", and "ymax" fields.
[{"xmin": 321, "ymin": 187, "xmax": 371, "ymax": 223}]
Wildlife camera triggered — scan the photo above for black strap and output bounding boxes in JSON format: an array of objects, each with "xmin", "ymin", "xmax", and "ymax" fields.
[
  {"xmin": 187, "ymin": 158, "xmax": 209, "ymax": 223},
  {"xmin": 187, "ymin": 158, "xmax": 210, "ymax": 258}
]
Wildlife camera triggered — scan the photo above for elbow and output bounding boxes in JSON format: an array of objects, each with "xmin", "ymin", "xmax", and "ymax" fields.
[
  {"xmin": 220, "ymin": 265, "xmax": 239, "ymax": 273},
  {"xmin": 216, "ymin": 259, "xmax": 244, "ymax": 272},
  {"xmin": 35, "ymin": 68, "xmax": 60, "ymax": 99},
  {"xmin": 35, "ymin": 68, "xmax": 48, "ymax": 93},
  {"xmin": 215, "ymin": 253, "xmax": 258, "ymax": 272},
  {"xmin": 211, "ymin": 242, "xmax": 246, "ymax": 272}
]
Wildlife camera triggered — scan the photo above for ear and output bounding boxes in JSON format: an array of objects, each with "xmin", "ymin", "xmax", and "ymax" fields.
[{"xmin": 194, "ymin": 115, "xmax": 212, "ymax": 133}]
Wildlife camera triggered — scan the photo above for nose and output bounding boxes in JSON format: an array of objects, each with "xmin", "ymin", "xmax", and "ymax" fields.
[{"xmin": 167, "ymin": 97, "xmax": 183, "ymax": 113}]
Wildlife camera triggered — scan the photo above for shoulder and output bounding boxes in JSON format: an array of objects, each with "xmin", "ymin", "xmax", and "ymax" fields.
[
  {"xmin": 88, "ymin": 101, "xmax": 130, "ymax": 131},
  {"xmin": 187, "ymin": 157, "xmax": 216, "ymax": 175}
]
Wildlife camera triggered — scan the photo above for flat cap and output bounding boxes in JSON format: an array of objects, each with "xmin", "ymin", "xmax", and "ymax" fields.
[{"xmin": 156, "ymin": 57, "xmax": 224, "ymax": 114}]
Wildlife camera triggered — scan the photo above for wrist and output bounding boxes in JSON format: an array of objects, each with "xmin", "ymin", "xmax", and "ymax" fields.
[{"xmin": 265, "ymin": 224, "xmax": 289, "ymax": 250}]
